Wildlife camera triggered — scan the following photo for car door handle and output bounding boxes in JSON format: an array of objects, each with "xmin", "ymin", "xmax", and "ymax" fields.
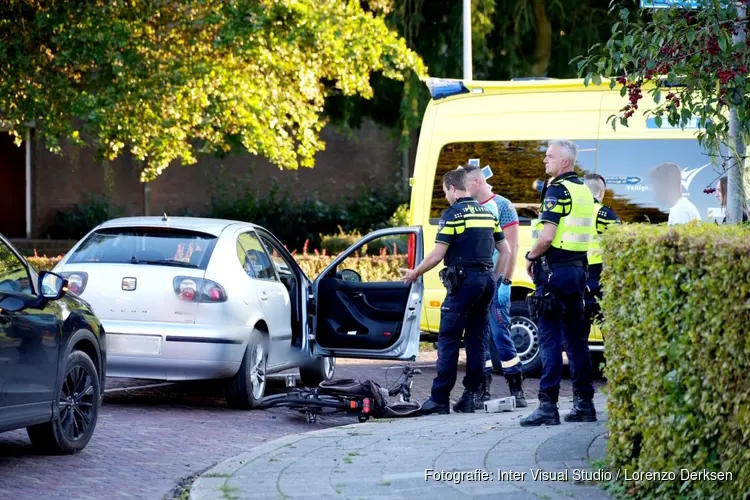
[{"xmin": 260, "ymin": 291, "xmax": 268, "ymax": 301}]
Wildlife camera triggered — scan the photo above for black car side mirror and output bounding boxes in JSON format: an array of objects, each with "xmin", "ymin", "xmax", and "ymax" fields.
[
  {"xmin": 39, "ymin": 271, "xmax": 68, "ymax": 301},
  {"xmin": 338, "ymin": 269, "xmax": 362, "ymax": 283}
]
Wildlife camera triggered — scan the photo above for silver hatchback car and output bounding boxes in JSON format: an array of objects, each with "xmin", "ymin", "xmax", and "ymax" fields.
[{"xmin": 53, "ymin": 216, "xmax": 425, "ymax": 408}]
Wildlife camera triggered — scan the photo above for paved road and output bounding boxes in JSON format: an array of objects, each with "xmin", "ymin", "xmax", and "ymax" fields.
[
  {"xmin": 0, "ymin": 352, "xmax": 604, "ymax": 500},
  {"xmin": 191, "ymin": 394, "xmax": 611, "ymax": 500}
]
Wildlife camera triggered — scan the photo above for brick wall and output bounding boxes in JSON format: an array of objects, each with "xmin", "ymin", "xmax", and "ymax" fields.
[
  {"xmin": 31, "ymin": 120, "xmax": 408, "ymax": 238},
  {"xmin": 10, "ymin": 239, "xmax": 77, "ymax": 257}
]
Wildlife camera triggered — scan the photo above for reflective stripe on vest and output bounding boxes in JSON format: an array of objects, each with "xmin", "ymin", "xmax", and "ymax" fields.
[
  {"xmin": 550, "ymin": 179, "xmax": 594, "ymax": 252},
  {"xmin": 588, "ymin": 202, "xmax": 603, "ymax": 265}
]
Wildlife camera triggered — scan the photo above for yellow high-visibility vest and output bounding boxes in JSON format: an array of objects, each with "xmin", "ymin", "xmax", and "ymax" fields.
[{"xmin": 588, "ymin": 201, "xmax": 604, "ymax": 265}]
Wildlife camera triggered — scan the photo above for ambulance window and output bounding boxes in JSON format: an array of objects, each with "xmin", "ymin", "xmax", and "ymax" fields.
[
  {"xmin": 595, "ymin": 139, "xmax": 718, "ymax": 224},
  {"xmin": 430, "ymin": 140, "xmax": 597, "ymax": 224}
]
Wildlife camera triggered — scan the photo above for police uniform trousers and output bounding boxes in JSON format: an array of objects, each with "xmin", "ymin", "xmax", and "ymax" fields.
[
  {"xmin": 431, "ymin": 268, "xmax": 495, "ymax": 404},
  {"xmin": 533, "ymin": 263, "xmax": 594, "ymax": 403}
]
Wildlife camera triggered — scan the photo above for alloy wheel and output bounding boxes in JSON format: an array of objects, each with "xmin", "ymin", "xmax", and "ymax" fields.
[
  {"xmin": 58, "ymin": 365, "xmax": 96, "ymax": 442},
  {"xmin": 511, "ymin": 316, "xmax": 540, "ymax": 364},
  {"xmin": 250, "ymin": 343, "xmax": 267, "ymax": 400}
]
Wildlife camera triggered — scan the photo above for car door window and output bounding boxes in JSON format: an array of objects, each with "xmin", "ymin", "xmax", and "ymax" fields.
[
  {"xmin": 258, "ymin": 236, "xmax": 293, "ymax": 277},
  {"xmin": 0, "ymin": 242, "xmax": 33, "ymax": 296},
  {"xmin": 334, "ymin": 234, "xmax": 410, "ymax": 283},
  {"xmin": 236, "ymin": 232, "xmax": 277, "ymax": 281}
]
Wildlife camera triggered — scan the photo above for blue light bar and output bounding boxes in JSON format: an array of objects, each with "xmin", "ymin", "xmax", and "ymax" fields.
[{"xmin": 425, "ymin": 78, "xmax": 470, "ymax": 100}]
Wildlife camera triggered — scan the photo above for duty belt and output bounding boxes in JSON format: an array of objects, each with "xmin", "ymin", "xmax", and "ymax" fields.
[{"xmin": 547, "ymin": 259, "xmax": 587, "ymax": 269}]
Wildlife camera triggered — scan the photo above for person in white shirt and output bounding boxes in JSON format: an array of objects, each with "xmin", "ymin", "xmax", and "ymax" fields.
[{"xmin": 650, "ymin": 162, "xmax": 701, "ymax": 225}]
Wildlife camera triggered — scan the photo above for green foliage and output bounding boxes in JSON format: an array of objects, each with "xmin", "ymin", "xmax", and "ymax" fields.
[
  {"xmin": 574, "ymin": 2, "xmax": 746, "ymax": 172},
  {"xmin": 46, "ymin": 196, "xmax": 124, "ymax": 240},
  {"xmin": 319, "ymin": 203, "xmax": 410, "ymax": 254},
  {"xmin": 27, "ymin": 255, "xmax": 60, "ymax": 273},
  {"xmin": 27, "ymin": 252, "xmax": 405, "ymax": 282},
  {"xmin": 320, "ymin": 227, "xmax": 363, "ymax": 255},
  {"xmin": 332, "ymin": 0, "xmax": 617, "ymax": 146},
  {"xmin": 0, "ymin": 0, "xmax": 425, "ymax": 181},
  {"xmin": 208, "ymin": 180, "xmax": 408, "ymax": 252},
  {"xmin": 599, "ymin": 222, "xmax": 750, "ymax": 499},
  {"xmin": 387, "ymin": 203, "xmax": 410, "ymax": 227}
]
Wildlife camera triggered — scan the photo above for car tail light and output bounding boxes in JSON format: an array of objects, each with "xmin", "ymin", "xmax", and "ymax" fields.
[
  {"xmin": 407, "ymin": 234, "xmax": 416, "ymax": 270},
  {"xmin": 173, "ymin": 277, "xmax": 227, "ymax": 303},
  {"xmin": 60, "ymin": 272, "xmax": 88, "ymax": 295}
]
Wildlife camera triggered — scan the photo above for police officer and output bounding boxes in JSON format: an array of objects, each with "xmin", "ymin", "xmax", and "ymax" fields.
[
  {"xmin": 520, "ymin": 140, "xmax": 597, "ymax": 427},
  {"xmin": 583, "ymin": 174, "xmax": 621, "ymax": 332},
  {"xmin": 402, "ymin": 167, "xmax": 511, "ymax": 414}
]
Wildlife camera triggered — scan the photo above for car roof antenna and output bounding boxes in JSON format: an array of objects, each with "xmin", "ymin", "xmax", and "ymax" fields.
[{"xmin": 162, "ymin": 212, "xmax": 169, "ymax": 222}]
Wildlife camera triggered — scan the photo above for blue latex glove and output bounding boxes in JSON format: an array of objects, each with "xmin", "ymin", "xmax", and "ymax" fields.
[{"xmin": 497, "ymin": 281, "xmax": 511, "ymax": 304}]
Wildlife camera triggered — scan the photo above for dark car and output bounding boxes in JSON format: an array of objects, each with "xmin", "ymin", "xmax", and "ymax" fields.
[{"xmin": 0, "ymin": 234, "xmax": 105, "ymax": 454}]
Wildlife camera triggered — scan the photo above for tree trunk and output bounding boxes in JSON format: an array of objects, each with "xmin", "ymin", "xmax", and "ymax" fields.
[
  {"xmin": 530, "ymin": 0, "xmax": 552, "ymax": 77},
  {"xmin": 727, "ymin": 112, "xmax": 746, "ymax": 224},
  {"xmin": 728, "ymin": 3, "xmax": 747, "ymax": 224}
]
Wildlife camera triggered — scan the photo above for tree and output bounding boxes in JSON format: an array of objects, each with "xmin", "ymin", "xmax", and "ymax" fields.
[
  {"xmin": 329, "ymin": 0, "xmax": 618, "ymax": 166},
  {"xmin": 574, "ymin": 0, "xmax": 749, "ymax": 224},
  {"xmin": 0, "ymin": 0, "xmax": 425, "ymax": 181}
]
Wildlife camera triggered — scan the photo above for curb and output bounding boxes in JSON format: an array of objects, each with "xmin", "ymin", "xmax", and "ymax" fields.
[
  {"xmin": 189, "ymin": 420, "xmax": 380, "ymax": 500},
  {"xmin": 190, "ymin": 394, "xmax": 608, "ymax": 500}
]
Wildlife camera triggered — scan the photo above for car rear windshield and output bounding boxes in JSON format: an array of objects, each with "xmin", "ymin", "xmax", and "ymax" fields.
[{"xmin": 67, "ymin": 227, "xmax": 219, "ymax": 270}]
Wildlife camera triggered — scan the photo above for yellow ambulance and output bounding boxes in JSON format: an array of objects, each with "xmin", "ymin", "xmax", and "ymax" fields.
[{"xmin": 409, "ymin": 77, "xmax": 723, "ymax": 374}]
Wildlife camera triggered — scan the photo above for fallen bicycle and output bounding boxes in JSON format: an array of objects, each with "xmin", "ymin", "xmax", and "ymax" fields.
[{"xmin": 255, "ymin": 365, "xmax": 423, "ymax": 424}]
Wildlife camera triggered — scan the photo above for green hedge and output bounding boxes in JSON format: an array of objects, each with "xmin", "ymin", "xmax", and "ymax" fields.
[
  {"xmin": 600, "ymin": 223, "xmax": 749, "ymax": 499},
  {"xmin": 28, "ymin": 253, "xmax": 404, "ymax": 282},
  {"xmin": 44, "ymin": 182, "xmax": 408, "ymax": 251},
  {"xmin": 46, "ymin": 196, "xmax": 124, "ymax": 240},
  {"xmin": 210, "ymin": 180, "xmax": 408, "ymax": 251}
]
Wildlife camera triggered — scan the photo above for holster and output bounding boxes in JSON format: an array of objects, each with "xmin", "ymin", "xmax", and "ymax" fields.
[
  {"xmin": 439, "ymin": 265, "xmax": 466, "ymax": 296},
  {"xmin": 526, "ymin": 292, "xmax": 562, "ymax": 322}
]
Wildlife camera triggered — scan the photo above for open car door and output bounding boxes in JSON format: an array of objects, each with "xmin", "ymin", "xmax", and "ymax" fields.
[{"xmin": 311, "ymin": 227, "xmax": 424, "ymax": 361}]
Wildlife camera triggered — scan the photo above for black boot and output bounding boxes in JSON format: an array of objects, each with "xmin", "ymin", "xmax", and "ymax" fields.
[
  {"xmin": 505, "ymin": 372, "xmax": 528, "ymax": 408},
  {"xmin": 519, "ymin": 392, "xmax": 560, "ymax": 426},
  {"xmin": 420, "ymin": 398, "xmax": 450, "ymax": 415},
  {"xmin": 564, "ymin": 396, "xmax": 597, "ymax": 422},
  {"xmin": 473, "ymin": 372, "xmax": 492, "ymax": 410},
  {"xmin": 481, "ymin": 371, "xmax": 492, "ymax": 400},
  {"xmin": 453, "ymin": 390, "xmax": 476, "ymax": 413}
]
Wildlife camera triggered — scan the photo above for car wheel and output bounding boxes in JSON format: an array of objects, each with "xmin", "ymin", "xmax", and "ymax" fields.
[
  {"xmin": 225, "ymin": 329, "xmax": 268, "ymax": 410},
  {"xmin": 27, "ymin": 350, "xmax": 101, "ymax": 454},
  {"xmin": 299, "ymin": 356, "xmax": 336, "ymax": 387},
  {"xmin": 510, "ymin": 301, "xmax": 543, "ymax": 377}
]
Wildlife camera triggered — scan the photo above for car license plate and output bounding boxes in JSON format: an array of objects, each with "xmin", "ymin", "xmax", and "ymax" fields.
[{"xmin": 108, "ymin": 334, "xmax": 162, "ymax": 356}]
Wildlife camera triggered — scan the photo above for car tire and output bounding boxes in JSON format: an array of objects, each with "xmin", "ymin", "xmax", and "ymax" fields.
[
  {"xmin": 510, "ymin": 301, "xmax": 543, "ymax": 377},
  {"xmin": 225, "ymin": 329, "xmax": 268, "ymax": 410},
  {"xmin": 299, "ymin": 356, "xmax": 336, "ymax": 388},
  {"xmin": 27, "ymin": 350, "xmax": 101, "ymax": 455}
]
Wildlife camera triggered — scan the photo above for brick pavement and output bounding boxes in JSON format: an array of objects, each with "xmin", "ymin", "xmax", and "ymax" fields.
[
  {"xmin": 0, "ymin": 351, "xmax": 605, "ymax": 500},
  {"xmin": 190, "ymin": 393, "xmax": 611, "ymax": 500}
]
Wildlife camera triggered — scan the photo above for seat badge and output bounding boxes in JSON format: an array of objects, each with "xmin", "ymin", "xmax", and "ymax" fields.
[{"xmin": 122, "ymin": 277, "xmax": 137, "ymax": 291}]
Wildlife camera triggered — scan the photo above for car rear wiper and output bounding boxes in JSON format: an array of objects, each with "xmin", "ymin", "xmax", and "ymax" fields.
[{"xmin": 130, "ymin": 257, "xmax": 199, "ymax": 269}]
